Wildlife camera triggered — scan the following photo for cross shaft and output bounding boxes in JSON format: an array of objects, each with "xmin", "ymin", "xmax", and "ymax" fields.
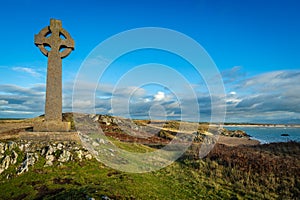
[{"xmin": 34, "ymin": 19, "xmax": 74, "ymax": 125}]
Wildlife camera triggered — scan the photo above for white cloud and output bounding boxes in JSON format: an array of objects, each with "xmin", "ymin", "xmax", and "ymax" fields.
[
  {"xmin": 0, "ymin": 100, "xmax": 8, "ymax": 105},
  {"xmin": 0, "ymin": 84, "xmax": 45, "ymax": 118},
  {"xmin": 72, "ymin": 100, "xmax": 93, "ymax": 108},
  {"xmin": 1, "ymin": 110, "xmax": 34, "ymax": 114},
  {"xmin": 226, "ymin": 91, "xmax": 240, "ymax": 104},
  {"xmin": 154, "ymin": 91, "xmax": 165, "ymax": 101},
  {"xmin": 224, "ymin": 70, "xmax": 300, "ymax": 123},
  {"xmin": 12, "ymin": 67, "xmax": 42, "ymax": 78}
]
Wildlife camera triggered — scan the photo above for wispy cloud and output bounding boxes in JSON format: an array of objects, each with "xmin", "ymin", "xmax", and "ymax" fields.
[
  {"xmin": 12, "ymin": 67, "xmax": 42, "ymax": 78},
  {"xmin": 221, "ymin": 66, "xmax": 246, "ymax": 84},
  {"xmin": 224, "ymin": 69, "xmax": 300, "ymax": 123},
  {"xmin": 0, "ymin": 84, "xmax": 45, "ymax": 118}
]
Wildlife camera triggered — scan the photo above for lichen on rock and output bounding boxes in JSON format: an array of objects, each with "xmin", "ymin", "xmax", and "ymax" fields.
[{"xmin": 0, "ymin": 140, "xmax": 93, "ymax": 176}]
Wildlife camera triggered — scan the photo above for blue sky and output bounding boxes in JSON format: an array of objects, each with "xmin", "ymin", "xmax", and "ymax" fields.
[{"xmin": 0, "ymin": 0, "xmax": 300, "ymax": 124}]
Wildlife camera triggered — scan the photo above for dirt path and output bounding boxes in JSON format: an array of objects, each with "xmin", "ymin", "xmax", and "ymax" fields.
[{"xmin": 217, "ymin": 135, "xmax": 260, "ymax": 146}]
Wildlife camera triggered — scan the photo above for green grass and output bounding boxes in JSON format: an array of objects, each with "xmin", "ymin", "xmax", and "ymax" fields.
[
  {"xmin": 0, "ymin": 140, "xmax": 299, "ymax": 199},
  {"xmin": 1, "ymin": 115, "xmax": 298, "ymax": 199},
  {"xmin": 0, "ymin": 158, "xmax": 241, "ymax": 200}
]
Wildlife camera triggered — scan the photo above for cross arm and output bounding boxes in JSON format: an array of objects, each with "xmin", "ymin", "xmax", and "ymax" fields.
[{"xmin": 34, "ymin": 26, "xmax": 51, "ymax": 56}]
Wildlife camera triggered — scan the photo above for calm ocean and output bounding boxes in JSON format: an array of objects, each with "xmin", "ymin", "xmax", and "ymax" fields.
[{"xmin": 224, "ymin": 126, "xmax": 300, "ymax": 144}]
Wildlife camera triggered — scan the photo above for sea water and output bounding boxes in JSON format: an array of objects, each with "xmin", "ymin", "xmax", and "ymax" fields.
[{"xmin": 224, "ymin": 126, "xmax": 300, "ymax": 144}]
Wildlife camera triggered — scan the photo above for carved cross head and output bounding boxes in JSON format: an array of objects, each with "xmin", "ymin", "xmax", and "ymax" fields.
[{"xmin": 34, "ymin": 19, "xmax": 75, "ymax": 58}]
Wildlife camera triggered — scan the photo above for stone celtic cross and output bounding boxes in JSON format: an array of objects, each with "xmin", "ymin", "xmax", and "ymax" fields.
[{"xmin": 34, "ymin": 19, "xmax": 74, "ymax": 132}]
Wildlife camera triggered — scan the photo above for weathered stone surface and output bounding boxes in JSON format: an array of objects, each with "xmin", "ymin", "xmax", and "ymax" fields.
[
  {"xmin": 19, "ymin": 131, "xmax": 80, "ymax": 142},
  {"xmin": 58, "ymin": 149, "xmax": 71, "ymax": 162},
  {"xmin": 8, "ymin": 141, "xmax": 17, "ymax": 151},
  {"xmin": 0, "ymin": 140, "xmax": 93, "ymax": 175},
  {"xmin": 34, "ymin": 19, "xmax": 74, "ymax": 131},
  {"xmin": 76, "ymin": 150, "xmax": 83, "ymax": 161},
  {"xmin": 44, "ymin": 154, "xmax": 55, "ymax": 167},
  {"xmin": 101, "ymin": 195, "xmax": 111, "ymax": 200},
  {"xmin": 11, "ymin": 150, "xmax": 18, "ymax": 165},
  {"xmin": 33, "ymin": 121, "xmax": 71, "ymax": 132},
  {"xmin": 85, "ymin": 154, "xmax": 93, "ymax": 160},
  {"xmin": 220, "ymin": 128, "xmax": 249, "ymax": 138},
  {"xmin": 17, "ymin": 153, "xmax": 38, "ymax": 175},
  {"xmin": 0, "ymin": 143, "xmax": 5, "ymax": 154},
  {"xmin": 1, "ymin": 156, "xmax": 11, "ymax": 171},
  {"xmin": 92, "ymin": 141, "xmax": 100, "ymax": 147}
]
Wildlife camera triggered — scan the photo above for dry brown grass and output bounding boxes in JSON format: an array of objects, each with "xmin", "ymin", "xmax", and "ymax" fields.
[{"xmin": 181, "ymin": 141, "xmax": 300, "ymax": 198}]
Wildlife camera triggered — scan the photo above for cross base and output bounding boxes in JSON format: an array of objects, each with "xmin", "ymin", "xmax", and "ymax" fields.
[
  {"xmin": 33, "ymin": 121, "xmax": 71, "ymax": 132},
  {"xmin": 18, "ymin": 131, "xmax": 80, "ymax": 142}
]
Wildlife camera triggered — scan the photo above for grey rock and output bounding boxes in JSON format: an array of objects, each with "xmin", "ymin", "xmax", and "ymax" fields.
[
  {"xmin": 101, "ymin": 117, "xmax": 111, "ymax": 125},
  {"xmin": 0, "ymin": 142, "xmax": 5, "ymax": 154},
  {"xmin": 92, "ymin": 141, "xmax": 100, "ymax": 147},
  {"xmin": 80, "ymin": 133, "xmax": 90, "ymax": 142},
  {"xmin": 76, "ymin": 150, "xmax": 83, "ymax": 161},
  {"xmin": 46, "ymin": 145, "xmax": 54, "ymax": 155},
  {"xmin": 100, "ymin": 138, "xmax": 107, "ymax": 144},
  {"xmin": 101, "ymin": 195, "xmax": 111, "ymax": 200},
  {"xmin": 24, "ymin": 142, "xmax": 31, "ymax": 152},
  {"xmin": 41, "ymin": 147, "xmax": 47, "ymax": 156},
  {"xmin": 57, "ymin": 143, "xmax": 64, "ymax": 150},
  {"xmin": 89, "ymin": 114, "xmax": 96, "ymax": 119},
  {"xmin": 96, "ymin": 138, "xmax": 106, "ymax": 144},
  {"xmin": 11, "ymin": 150, "xmax": 18, "ymax": 165},
  {"xmin": 94, "ymin": 115, "xmax": 100, "ymax": 122},
  {"xmin": 112, "ymin": 118, "xmax": 120, "ymax": 124},
  {"xmin": 17, "ymin": 153, "xmax": 37, "ymax": 175},
  {"xmin": 44, "ymin": 155, "xmax": 55, "ymax": 167},
  {"xmin": 85, "ymin": 154, "xmax": 93, "ymax": 160},
  {"xmin": 89, "ymin": 114, "xmax": 100, "ymax": 122},
  {"xmin": 8, "ymin": 141, "xmax": 17, "ymax": 151},
  {"xmin": 19, "ymin": 144, "xmax": 25, "ymax": 152},
  {"xmin": 108, "ymin": 148, "xmax": 115, "ymax": 153},
  {"xmin": 58, "ymin": 150, "xmax": 71, "ymax": 162},
  {"xmin": 1, "ymin": 156, "xmax": 11, "ymax": 170}
]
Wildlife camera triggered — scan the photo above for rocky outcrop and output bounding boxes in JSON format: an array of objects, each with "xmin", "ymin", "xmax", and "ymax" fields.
[
  {"xmin": 17, "ymin": 152, "xmax": 38, "ymax": 175},
  {"xmin": 192, "ymin": 128, "xmax": 249, "ymax": 143},
  {"xmin": 220, "ymin": 128, "xmax": 249, "ymax": 138},
  {"xmin": 0, "ymin": 140, "xmax": 93, "ymax": 176}
]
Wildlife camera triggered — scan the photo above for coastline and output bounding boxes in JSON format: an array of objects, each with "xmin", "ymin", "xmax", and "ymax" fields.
[
  {"xmin": 217, "ymin": 135, "xmax": 260, "ymax": 146},
  {"xmin": 223, "ymin": 124, "xmax": 300, "ymax": 128},
  {"xmin": 1, "ymin": 117, "xmax": 296, "ymax": 147}
]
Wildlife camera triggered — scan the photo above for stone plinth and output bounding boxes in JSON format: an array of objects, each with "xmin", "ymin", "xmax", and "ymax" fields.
[
  {"xmin": 19, "ymin": 131, "xmax": 80, "ymax": 142},
  {"xmin": 33, "ymin": 121, "xmax": 71, "ymax": 132}
]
